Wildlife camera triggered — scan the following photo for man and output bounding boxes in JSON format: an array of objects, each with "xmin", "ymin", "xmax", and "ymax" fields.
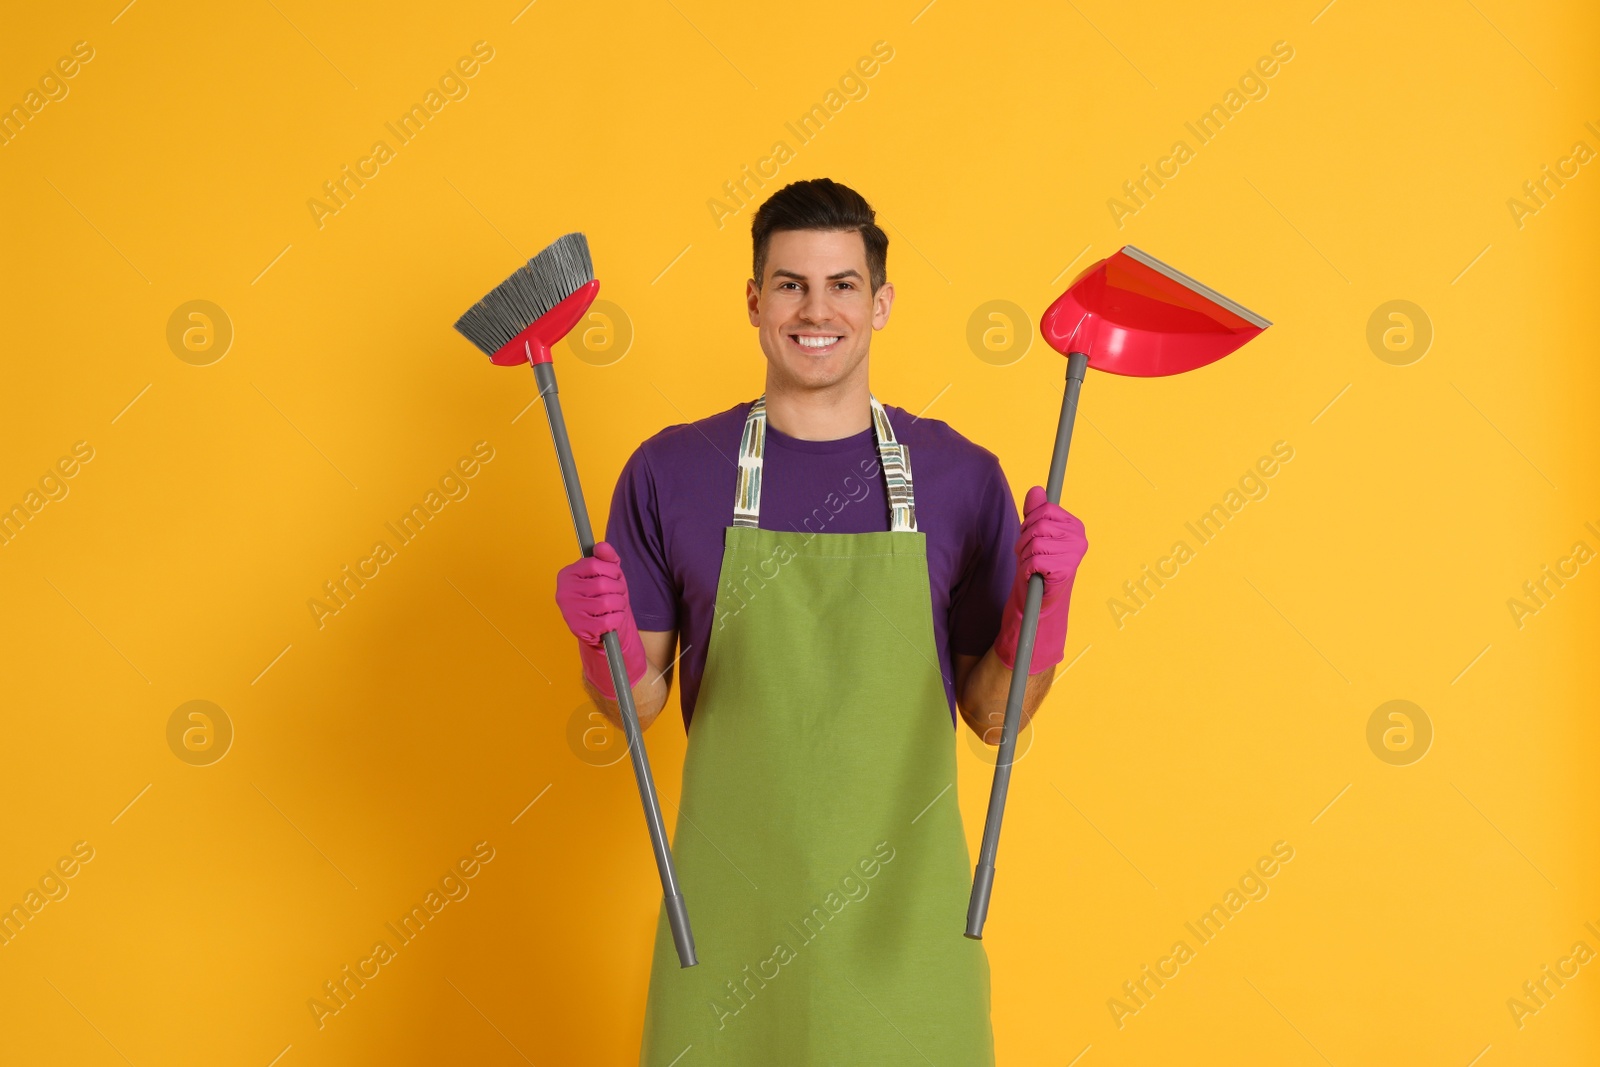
[{"xmin": 556, "ymin": 178, "xmax": 1087, "ymax": 1065}]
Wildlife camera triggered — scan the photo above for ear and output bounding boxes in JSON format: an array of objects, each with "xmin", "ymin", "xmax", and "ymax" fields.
[
  {"xmin": 871, "ymin": 281, "xmax": 895, "ymax": 330},
  {"xmin": 746, "ymin": 277, "xmax": 761, "ymax": 326}
]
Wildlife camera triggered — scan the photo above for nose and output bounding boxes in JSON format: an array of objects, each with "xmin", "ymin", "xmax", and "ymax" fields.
[{"xmin": 797, "ymin": 285, "xmax": 831, "ymax": 325}]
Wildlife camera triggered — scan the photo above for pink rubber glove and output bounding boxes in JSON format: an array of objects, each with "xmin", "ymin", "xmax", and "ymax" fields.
[
  {"xmin": 554, "ymin": 541, "xmax": 649, "ymax": 700},
  {"xmin": 995, "ymin": 486, "xmax": 1088, "ymax": 675}
]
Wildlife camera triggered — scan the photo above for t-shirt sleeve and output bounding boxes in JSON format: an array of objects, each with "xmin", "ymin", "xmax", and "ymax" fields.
[
  {"xmin": 948, "ymin": 459, "xmax": 1021, "ymax": 657},
  {"xmin": 603, "ymin": 443, "xmax": 679, "ymax": 632}
]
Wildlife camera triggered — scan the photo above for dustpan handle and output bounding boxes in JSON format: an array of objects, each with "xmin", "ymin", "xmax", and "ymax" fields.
[{"xmin": 967, "ymin": 351, "xmax": 1089, "ymax": 939}]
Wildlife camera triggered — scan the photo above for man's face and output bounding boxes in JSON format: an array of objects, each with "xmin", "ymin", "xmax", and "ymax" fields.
[{"xmin": 746, "ymin": 229, "xmax": 894, "ymax": 393}]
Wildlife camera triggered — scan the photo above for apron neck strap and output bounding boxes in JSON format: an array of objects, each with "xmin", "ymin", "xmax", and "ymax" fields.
[{"xmin": 733, "ymin": 393, "xmax": 917, "ymax": 533}]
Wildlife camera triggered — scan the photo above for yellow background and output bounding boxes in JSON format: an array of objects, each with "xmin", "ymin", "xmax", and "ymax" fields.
[{"xmin": 2, "ymin": 1, "xmax": 1596, "ymax": 1064}]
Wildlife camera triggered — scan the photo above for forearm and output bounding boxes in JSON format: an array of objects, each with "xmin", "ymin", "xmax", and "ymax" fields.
[
  {"xmin": 958, "ymin": 644, "xmax": 1055, "ymax": 744},
  {"xmin": 582, "ymin": 646, "xmax": 673, "ymax": 732}
]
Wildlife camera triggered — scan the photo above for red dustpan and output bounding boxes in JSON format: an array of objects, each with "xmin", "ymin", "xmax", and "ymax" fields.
[
  {"xmin": 1041, "ymin": 245, "xmax": 1271, "ymax": 376},
  {"xmin": 966, "ymin": 245, "xmax": 1271, "ymax": 939}
]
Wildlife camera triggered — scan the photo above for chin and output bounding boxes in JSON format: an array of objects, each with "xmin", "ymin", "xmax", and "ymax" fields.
[
  {"xmin": 789, "ymin": 361, "xmax": 850, "ymax": 388},
  {"xmin": 770, "ymin": 345, "xmax": 862, "ymax": 385}
]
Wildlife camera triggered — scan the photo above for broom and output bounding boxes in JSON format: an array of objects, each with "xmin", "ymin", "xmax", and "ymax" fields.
[{"xmin": 455, "ymin": 233, "xmax": 697, "ymax": 968}]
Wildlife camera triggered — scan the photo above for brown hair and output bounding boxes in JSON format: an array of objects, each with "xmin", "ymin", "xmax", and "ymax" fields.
[{"xmin": 750, "ymin": 178, "xmax": 889, "ymax": 293}]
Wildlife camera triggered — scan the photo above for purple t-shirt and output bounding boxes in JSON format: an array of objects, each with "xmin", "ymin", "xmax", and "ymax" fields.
[{"xmin": 604, "ymin": 398, "xmax": 1021, "ymax": 731}]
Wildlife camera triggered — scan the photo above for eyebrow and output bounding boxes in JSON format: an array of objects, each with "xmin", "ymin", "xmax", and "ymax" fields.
[{"xmin": 771, "ymin": 268, "xmax": 863, "ymax": 282}]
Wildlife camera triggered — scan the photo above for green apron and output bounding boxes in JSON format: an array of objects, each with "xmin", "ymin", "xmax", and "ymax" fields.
[{"xmin": 638, "ymin": 394, "xmax": 995, "ymax": 1066}]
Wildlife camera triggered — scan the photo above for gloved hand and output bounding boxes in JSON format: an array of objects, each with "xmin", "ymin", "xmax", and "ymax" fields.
[
  {"xmin": 995, "ymin": 486, "xmax": 1088, "ymax": 676},
  {"xmin": 554, "ymin": 541, "xmax": 649, "ymax": 700}
]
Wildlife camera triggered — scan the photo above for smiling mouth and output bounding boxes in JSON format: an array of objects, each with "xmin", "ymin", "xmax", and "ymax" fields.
[{"xmin": 790, "ymin": 333, "xmax": 843, "ymax": 354}]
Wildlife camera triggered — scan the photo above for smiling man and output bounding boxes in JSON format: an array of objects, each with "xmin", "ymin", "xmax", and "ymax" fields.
[{"xmin": 555, "ymin": 178, "xmax": 1088, "ymax": 1065}]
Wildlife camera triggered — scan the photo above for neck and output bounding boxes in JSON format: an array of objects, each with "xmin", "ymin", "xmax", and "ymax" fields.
[{"xmin": 763, "ymin": 366, "xmax": 871, "ymax": 442}]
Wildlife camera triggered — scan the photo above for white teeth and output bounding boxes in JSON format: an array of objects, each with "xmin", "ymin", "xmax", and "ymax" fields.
[{"xmin": 795, "ymin": 336, "xmax": 841, "ymax": 348}]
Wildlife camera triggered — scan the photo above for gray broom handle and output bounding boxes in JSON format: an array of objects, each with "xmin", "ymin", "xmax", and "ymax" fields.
[
  {"xmin": 532, "ymin": 361, "xmax": 698, "ymax": 968},
  {"xmin": 967, "ymin": 351, "xmax": 1089, "ymax": 940}
]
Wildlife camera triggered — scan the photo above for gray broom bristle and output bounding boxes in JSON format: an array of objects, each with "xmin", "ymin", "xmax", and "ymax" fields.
[{"xmin": 454, "ymin": 232, "xmax": 595, "ymax": 357}]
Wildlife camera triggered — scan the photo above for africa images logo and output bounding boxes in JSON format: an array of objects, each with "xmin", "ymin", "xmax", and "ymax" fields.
[
  {"xmin": 307, "ymin": 442, "xmax": 494, "ymax": 629},
  {"xmin": 708, "ymin": 841, "xmax": 896, "ymax": 1031},
  {"xmin": 306, "ymin": 841, "xmax": 495, "ymax": 1029}
]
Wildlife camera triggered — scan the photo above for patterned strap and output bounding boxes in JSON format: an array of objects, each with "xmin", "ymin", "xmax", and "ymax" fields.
[{"xmin": 734, "ymin": 394, "xmax": 917, "ymax": 533}]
